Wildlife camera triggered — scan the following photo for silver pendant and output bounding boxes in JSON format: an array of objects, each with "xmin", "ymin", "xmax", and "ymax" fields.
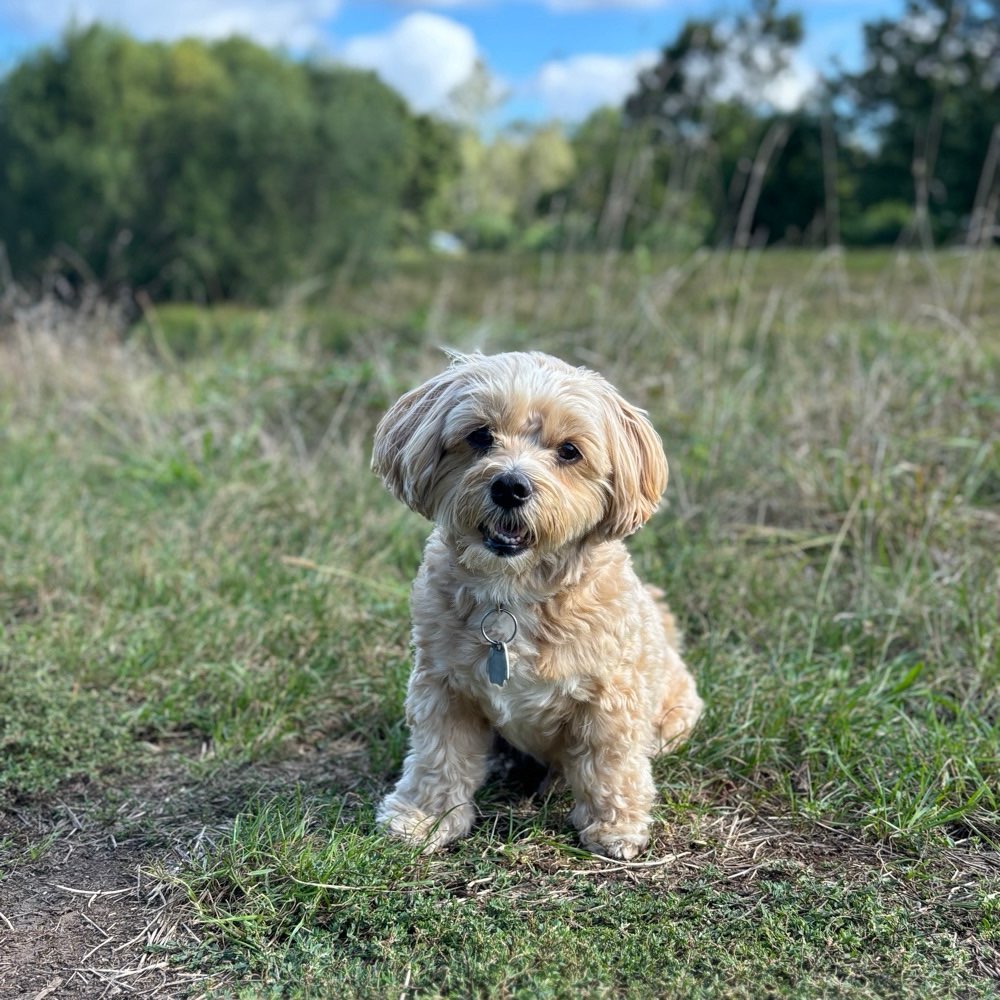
[
  {"xmin": 481, "ymin": 606, "xmax": 517, "ymax": 688},
  {"xmin": 487, "ymin": 641, "xmax": 510, "ymax": 686}
]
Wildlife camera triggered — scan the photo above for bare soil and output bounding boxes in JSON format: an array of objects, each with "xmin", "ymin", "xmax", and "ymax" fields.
[
  {"xmin": 0, "ymin": 741, "xmax": 369, "ymax": 999},
  {"xmin": 0, "ymin": 838, "xmax": 196, "ymax": 999},
  {"xmin": 0, "ymin": 782, "xmax": 203, "ymax": 1000}
]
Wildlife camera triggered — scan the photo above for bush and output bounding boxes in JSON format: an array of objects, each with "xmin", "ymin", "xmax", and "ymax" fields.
[
  {"xmin": 459, "ymin": 212, "xmax": 516, "ymax": 251},
  {"xmin": 0, "ymin": 26, "xmax": 446, "ymax": 303},
  {"xmin": 841, "ymin": 201, "xmax": 913, "ymax": 247}
]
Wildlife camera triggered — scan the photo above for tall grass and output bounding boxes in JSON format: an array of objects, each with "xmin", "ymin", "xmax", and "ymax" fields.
[{"xmin": 1, "ymin": 247, "xmax": 998, "ymax": 995}]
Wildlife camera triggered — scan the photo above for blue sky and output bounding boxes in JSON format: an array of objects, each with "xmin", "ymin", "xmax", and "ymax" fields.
[{"xmin": 0, "ymin": 1, "xmax": 904, "ymax": 125}]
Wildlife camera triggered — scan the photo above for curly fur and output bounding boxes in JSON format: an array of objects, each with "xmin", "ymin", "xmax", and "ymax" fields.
[{"xmin": 372, "ymin": 351, "xmax": 703, "ymax": 859}]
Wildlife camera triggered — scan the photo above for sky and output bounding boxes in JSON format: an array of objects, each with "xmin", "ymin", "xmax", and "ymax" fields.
[{"xmin": 0, "ymin": 0, "xmax": 905, "ymax": 126}]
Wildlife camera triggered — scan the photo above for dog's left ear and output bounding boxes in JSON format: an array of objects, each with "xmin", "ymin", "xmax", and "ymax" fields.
[
  {"xmin": 372, "ymin": 364, "xmax": 462, "ymax": 520},
  {"xmin": 597, "ymin": 391, "xmax": 669, "ymax": 540}
]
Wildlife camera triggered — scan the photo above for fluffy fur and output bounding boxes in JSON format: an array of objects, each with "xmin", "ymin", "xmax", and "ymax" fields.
[{"xmin": 372, "ymin": 351, "xmax": 703, "ymax": 859}]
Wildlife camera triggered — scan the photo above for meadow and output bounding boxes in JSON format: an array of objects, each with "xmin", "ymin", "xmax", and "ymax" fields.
[{"xmin": 0, "ymin": 248, "xmax": 998, "ymax": 997}]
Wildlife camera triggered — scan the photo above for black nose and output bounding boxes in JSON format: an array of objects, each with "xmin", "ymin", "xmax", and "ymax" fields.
[{"xmin": 490, "ymin": 472, "xmax": 533, "ymax": 509}]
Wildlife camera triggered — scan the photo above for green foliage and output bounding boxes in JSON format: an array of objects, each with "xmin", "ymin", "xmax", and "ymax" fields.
[
  {"xmin": 400, "ymin": 114, "xmax": 462, "ymax": 237},
  {"xmin": 441, "ymin": 125, "xmax": 576, "ymax": 247},
  {"xmin": 616, "ymin": 0, "xmax": 997, "ymax": 249},
  {"xmin": 837, "ymin": 0, "xmax": 1000, "ymax": 243},
  {"xmin": 624, "ymin": 0, "xmax": 803, "ymax": 127},
  {"xmin": 0, "ymin": 26, "xmax": 453, "ymax": 301},
  {"xmin": 0, "ymin": 1, "xmax": 997, "ymax": 301},
  {"xmin": 842, "ymin": 200, "xmax": 915, "ymax": 246},
  {"xmin": 458, "ymin": 211, "xmax": 517, "ymax": 250},
  {"xmin": 547, "ymin": 109, "xmax": 712, "ymax": 251}
]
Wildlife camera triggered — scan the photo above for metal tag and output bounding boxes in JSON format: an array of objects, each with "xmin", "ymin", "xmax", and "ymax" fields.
[{"xmin": 487, "ymin": 641, "xmax": 510, "ymax": 687}]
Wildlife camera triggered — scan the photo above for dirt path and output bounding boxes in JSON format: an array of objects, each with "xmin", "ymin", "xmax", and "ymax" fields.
[
  {"xmin": 0, "ymin": 837, "xmax": 200, "ymax": 999},
  {"xmin": 0, "ymin": 743, "xmax": 368, "ymax": 999},
  {"xmin": 0, "ymin": 764, "xmax": 219, "ymax": 1000}
]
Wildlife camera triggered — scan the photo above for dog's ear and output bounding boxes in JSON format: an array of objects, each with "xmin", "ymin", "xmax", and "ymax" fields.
[
  {"xmin": 372, "ymin": 363, "xmax": 463, "ymax": 519},
  {"xmin": 597, "ymin": 391, "xmax": 668, "ymax": 540}
]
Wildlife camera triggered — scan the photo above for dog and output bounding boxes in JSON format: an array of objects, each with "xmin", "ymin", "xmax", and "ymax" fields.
[{"xmin": 372, "ymin": 351, "xmax": 703, "ymax": 859}]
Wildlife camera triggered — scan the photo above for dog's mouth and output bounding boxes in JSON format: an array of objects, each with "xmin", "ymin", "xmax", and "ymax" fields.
[{"xmin": 479, "ymin": 522, "xmax": 533, "ymax": 557}]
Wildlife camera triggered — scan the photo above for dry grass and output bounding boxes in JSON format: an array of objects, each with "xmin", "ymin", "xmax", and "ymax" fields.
[{"xmin": 1, "ymin": 247, "xmax": 998, "ymax": 997}]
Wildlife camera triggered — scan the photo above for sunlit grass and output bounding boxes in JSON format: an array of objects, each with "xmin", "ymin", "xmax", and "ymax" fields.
[{"xmin": 1, "ymin": 248, "xmax": 997, "ymax": 995}]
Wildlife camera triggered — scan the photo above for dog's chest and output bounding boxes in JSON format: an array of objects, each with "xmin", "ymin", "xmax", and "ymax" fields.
[
  {"xmin": 458, "ymin": 609, "xmax": 590, "ymax": 753},
  {"xmin": 472, "ymin": 647, "xmax": 577, "ymax": 754},
  {"xmin": 414, "ymin": 578, "xmax": 600, "ymax": 755}
]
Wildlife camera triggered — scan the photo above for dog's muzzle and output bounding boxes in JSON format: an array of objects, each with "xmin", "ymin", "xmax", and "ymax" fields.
[{"xmin": 478, "ymin": 472, "xmax": 534, "ymax": 556}]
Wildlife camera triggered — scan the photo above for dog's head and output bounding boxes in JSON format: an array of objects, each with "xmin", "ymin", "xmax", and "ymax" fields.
[{"xmin": 372, "ymin": 352, "xmax": 667, "ymax": 574}]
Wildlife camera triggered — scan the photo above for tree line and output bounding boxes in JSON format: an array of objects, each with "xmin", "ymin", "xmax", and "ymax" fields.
[{"xmin": 0, "ymin": 0, "xmax": 997, "ymax": 303}]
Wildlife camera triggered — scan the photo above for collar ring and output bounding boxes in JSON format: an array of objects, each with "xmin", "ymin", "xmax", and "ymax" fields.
[{"xmin": 480, "ymin": 607, "xmax": 517, "ymax": 645}]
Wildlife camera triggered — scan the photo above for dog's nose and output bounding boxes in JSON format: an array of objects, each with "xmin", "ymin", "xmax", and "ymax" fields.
[{"xmin": 490, "ymin": 472, "xmax": 533, "ymax": 509}]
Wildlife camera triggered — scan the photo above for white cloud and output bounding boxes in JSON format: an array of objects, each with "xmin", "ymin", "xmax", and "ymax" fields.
[
  {"xmin": 535, "ymin": 50, "xmax": 656, "ymax": 121},
  {"xmin": 340, "ymin": 12, "xmax": 481, "ymax": 114},
  {"xmin": 710, "ymin": 51, "xmax": 819, "ymax": 112},
  {"xmin": 534, "ymin": 43, "xmax": 818, "ymax": 123},
  {"xmin": 760, "ymin": 53, "xmax": 819, "ymax": 111},
  {"xmin": 3, "ymin": 0, "xmax": 339, "ymax": 47}
]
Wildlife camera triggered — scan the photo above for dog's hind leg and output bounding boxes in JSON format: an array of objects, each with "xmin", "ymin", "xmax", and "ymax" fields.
[{"xmin": 652, "ymin": 646, "xmax": 704, "ymax": 755}]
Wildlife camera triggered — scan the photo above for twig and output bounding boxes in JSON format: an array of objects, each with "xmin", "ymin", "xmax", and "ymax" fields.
[
  {"xmin": 30, "ymin": 979, "xmax": 64, "ymax": 1000},
  {"xmin": 567, "ymin": 852, "xmax": 689, "ymax": 875},
  {"xmin": 114, "ymin": 916, "xmax": 158, "ymax": 953},
  {"xmin": 82, "ymin": 936, "xmax": 113, "ymax": 963},
  {"xmin": 288, "ymin": 874, "xmax": 428, "ymax": 893},
  {"xmin": 74, "ymin": 960, "xmax": 169, "ymax": 978},
  {"xmin": 279, "ymin": 555, "xmax": 408, "ymax": 597},
  {"xmin": 399, "ymin": 964, "xmax": 413, "ymax": 1000},
  {"xmin": 79, "ymin": 910, "xmax": 111, "ymax": 938},
  {"xmin": 51, "ymin": 884, "xmax": 134, "ymax": 898},
  {"xmin": 734, "ymin": 121, "xmax": 790, "ymax": 249}
]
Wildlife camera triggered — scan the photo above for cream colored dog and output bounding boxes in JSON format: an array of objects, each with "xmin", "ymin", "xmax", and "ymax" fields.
[{"xmin": 372, "ymin": 351, "xmax": 703, "ymax": 859}]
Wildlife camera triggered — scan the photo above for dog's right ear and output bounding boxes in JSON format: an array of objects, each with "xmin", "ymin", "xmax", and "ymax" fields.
[{"xmin": 372, "ymin": 364, "xmax": 463, "ymax": 519}]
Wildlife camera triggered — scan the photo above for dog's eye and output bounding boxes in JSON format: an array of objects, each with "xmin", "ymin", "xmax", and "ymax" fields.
[
  {"xmin": 466, "ymin": 427, "xmax": 494, "ymax": 451},
  {"xmin": 556, "ymin": 441, "xmax": 582, "ymax": 463}
]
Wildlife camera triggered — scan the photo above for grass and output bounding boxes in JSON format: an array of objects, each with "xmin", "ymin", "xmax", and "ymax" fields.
[
  {"xmin": 171, "ymin": 796, "xmax": 994, "ymax": 998},
  {"xmin": 1, "ymin": 247, "xmax": 998, "ymax": 997}
]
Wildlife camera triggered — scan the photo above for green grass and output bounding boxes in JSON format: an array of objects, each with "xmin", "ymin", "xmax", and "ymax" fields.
[
  {"xmin": 172, "ymin": 796, "xmax": 995, "ymax": 999},
  {"xmin": 1, "ymin": 248, "xmax": 998, "ymax": 996}
]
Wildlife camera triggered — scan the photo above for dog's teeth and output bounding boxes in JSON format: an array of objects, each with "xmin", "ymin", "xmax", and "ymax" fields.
[{"xmin": 479, "ymin": 522, "xmax": 529, "ymax": 553}]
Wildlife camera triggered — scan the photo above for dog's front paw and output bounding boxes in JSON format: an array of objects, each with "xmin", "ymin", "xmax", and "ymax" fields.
[
  {"xmin": 376, "ymin": 794, "xmax": 474, "ymax": 853},
  {"xmin": 572, "ymin": 810, "xmax": 650, "ymax": 860}
]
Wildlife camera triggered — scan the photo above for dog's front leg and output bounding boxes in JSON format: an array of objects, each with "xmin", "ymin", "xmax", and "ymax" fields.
[
  {"xmin": 562, "ymin": 712, "xmax": 657, "ymax": 860},
  {"xmin": 376, "ymin": 673, "xmax": 491, "ymax": 852}
]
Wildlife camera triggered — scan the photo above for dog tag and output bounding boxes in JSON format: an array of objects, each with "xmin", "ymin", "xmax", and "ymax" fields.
[{"xmin": 487, "ymin": 641, "xmax": 510, "ymax": 687}]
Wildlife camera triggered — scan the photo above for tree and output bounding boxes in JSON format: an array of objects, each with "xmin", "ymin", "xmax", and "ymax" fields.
[
  {"xmin": 0, "ymin": 26, "xmax": 454, "ymax": 301},
  {"xmin": 436, "ymin": 121, "xmax": 574, "ymax": 250},
  {"xmin": 559, "ymin": 108, "xmax": 703, "ymax": 250},
  {"xmin": 0, "ymin": 27, "xmax": 160, "ymax": 288},
  {"xmin": 620, "ymin": 0, "xmax": 819, "ymax": 247},
  {"xmin": 625, "ymin": 0, "xmax": 803, "ymax": 132},
  {"xmin": 400, "ymin": 114, "xmax": 462, "ymax": 237},
  {"xmin": 837, "ymin": 0, "xmax": 1000, "ymax": 244}
]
